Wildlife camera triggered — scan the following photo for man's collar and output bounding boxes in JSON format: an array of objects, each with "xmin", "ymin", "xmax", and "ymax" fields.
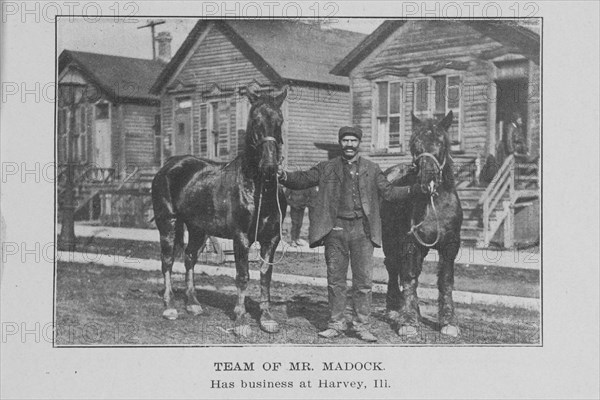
[{"xmin": 342, "ymin": 154, "xmax": 360, "ymax": 164}]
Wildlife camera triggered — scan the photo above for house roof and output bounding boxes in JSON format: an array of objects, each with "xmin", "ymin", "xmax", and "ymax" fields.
[
  {"xmin": 59, "ymin": 50, "xmax": 165, "ymax": 103},
  {"xmin": 330, "ymin": 19, "xmax": 540, "ymax": 76},
  {"xmin": 150, "ymin": 20, "xmax": 366, "ymax": 94}
]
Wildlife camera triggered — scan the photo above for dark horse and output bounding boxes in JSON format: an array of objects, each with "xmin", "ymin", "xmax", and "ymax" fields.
[
  {"xmin": 382, "ymin": 111, "xmax": 463, "ymax": 337},
  {"xmin": 151, "ymin": 88, "xmax": 287, "ymax": 335}
]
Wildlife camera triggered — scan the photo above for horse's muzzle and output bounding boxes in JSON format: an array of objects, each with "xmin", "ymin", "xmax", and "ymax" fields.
[{"xmin": 259, "ymin": 163, "xmax": 279, "ymax": 179}]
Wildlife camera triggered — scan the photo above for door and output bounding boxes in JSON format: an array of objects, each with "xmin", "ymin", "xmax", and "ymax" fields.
[
  {"xmin": 495, "ymin": 78, "xmax": 529, "ymax": 155},
  {"xmin": 174, "ymin": 108, "xmax": 191, "ymax": 155},
  {"xmin": 94, "ymin": 103, "xmax": 112, "ymax": 168}
]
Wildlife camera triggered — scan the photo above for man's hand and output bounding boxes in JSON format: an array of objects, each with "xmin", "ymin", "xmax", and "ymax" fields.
[{"xmin": 277, "ymin": 164, "xmax": 287, "ymax": 182}]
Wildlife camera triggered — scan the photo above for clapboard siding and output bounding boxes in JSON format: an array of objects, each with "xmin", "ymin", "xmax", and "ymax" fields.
[
  {"xmin": 122, "ymin": 104, "xmax": 160, "ymax": 167},
  {"xmin": 286, "ymin": 85, "xmax": 351, "ymax": 170},
  {"xmin": 349, "ymin": 20, "xmax": 539, "ymax": 160},
  {"xmin": 177, "ymin": 25, "xmax": 268, "ymax": 89},
  {"xmin": 527, "ymin": 61, "xmax": 541, "ymax": 158},
  {"xmin": 161, "ymin": 24, "xmax": 270, "ymax": 162}
]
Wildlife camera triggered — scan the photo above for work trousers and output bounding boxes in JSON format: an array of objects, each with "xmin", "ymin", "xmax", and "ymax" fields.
[
  {"xmin": 289, "ymin": 206, "xmax": 305, "ymax": 242},
  {"xmin": 324, "ymin": 217, "xmax": 374, "ymax": 331}
]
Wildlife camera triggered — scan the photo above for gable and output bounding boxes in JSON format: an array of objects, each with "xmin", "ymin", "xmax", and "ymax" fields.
[
  {"xmin": 59, "ymin": 66, "xmax": 88, "ymax": 85},
  {"xmin": 355, "ymin": 20, "xmax": 499, "ymax": 77},
  {"xmin": 333, "ymin": 20, "xmax": 539, "ymax": 76},
  {"xmin": 166, "ymin": 23, "xmax": 270, "ymax": 93},
  {"xmin": 58, "ymin": 50, "xmax": 162, "ymax": 103}
]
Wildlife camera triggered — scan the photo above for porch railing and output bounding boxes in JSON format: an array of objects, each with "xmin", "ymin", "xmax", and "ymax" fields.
[
  {"xmin": 478, "ymin": 154, "xmax": 541, "ymax": 248},
  {"xmin": 478, "ymin": 154, "xmax": 515, "ymax": 247},
  {"xmin": 73, "ymin": 166, "xmax": 138, "ymax": 215}
]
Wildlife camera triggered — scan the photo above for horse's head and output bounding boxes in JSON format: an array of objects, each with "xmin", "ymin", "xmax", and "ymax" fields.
[
  {"xmin": 245, "ymin": 87, "xmax": 287, "ymax": 179},
  {"xmin": 410, "ymin": 111, "xmax": 453, "ymax": 195}
]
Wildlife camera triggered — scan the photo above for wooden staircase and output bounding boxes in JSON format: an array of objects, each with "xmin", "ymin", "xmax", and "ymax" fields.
[{"xmin": 460, "ymin": 155, "xmax": 539, "ymax": 248}]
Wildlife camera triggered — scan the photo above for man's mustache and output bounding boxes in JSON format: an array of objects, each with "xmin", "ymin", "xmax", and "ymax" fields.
[{"xmin": 343, "ymin": 146, "xmax": 358, "ymax": 151}]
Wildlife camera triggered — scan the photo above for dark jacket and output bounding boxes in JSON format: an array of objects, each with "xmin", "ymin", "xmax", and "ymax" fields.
[{"xmin": 282, "ymin": 156, "xmax": 410, "ymax": 248}]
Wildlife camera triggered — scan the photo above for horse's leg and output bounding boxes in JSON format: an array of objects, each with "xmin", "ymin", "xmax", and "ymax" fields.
[
  {"xmin": 438, "ymin": 240, "xmax": 460, "ymax": 337},
  {"xmin": 257, "ymin": 236, "xmax": 280, "ymax": 333},
  {"xmin": 382, "ymin": 223, "xmax": 402, "ymax": 319},
  {"xmin": 384, "ymin": 255, "xmax": 401, "ymax": 318},
  {"xmin": 184, "ymin": 227, "xmax": 207, "ymax": 316},
  {"xmin": 233, "ymin": 234, "xmax": 252, "ymax": 335},
  {"xmin": 397, "ymin": 241, "xmax": 427, "ymax": 337},
  {"xmin": 158, "ymin": 217, "xmax": 178, "ymax": 320}
]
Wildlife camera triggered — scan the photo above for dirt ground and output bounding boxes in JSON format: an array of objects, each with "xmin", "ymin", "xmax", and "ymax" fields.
[{"xmin": 55, "ymin": 262, "xmax": 540, "ymax": 346}]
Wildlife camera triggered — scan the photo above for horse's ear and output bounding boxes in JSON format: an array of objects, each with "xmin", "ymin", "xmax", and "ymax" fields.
[
  {"xmin": 440, "ymin": 110, "xmax": 453, "ymax": 131},
  {"xmin": 245, "ymin": 86, "xmax": 260, "ymax": 105},
  {"xmin": 411, "ymin": 111, "xmax": 421, "ymax": 126},
  {"xmin": 274, "ymin": 88, "xmax": 287, "ymax": 109}
]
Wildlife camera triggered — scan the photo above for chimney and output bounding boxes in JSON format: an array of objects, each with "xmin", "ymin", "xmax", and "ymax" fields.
[{"xmin": 155, "ymin": 31, "xmax": 172, "ymax": 63}]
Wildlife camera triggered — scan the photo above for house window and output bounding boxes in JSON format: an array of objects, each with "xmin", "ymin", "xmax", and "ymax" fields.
[
  {"xmin": 210, "ymin": 102, "xmax": 219, "ymax": 158},
  {"xmin": 77, "ymin": 105, "xmax": 87, "ymax": 163},
  {"xmin": 375, "ymin": 80, "xmax": 403, "ymax": 150},
  {"xmin": 153, "ymin": 114, "xmax": 161, "ymax": 164},
  {"xmin": 236, "ymin": 97, "xmax": 250, "ymax": 154},
  {"xmin": 237, "ymin": 97, "xmax": 250, "ymax": 132},
  {"xmin": 200, "ymin": 104, "xmax": 207, "ymax": 155},
  {"xmin": 413, "ymin": 74, "xmax": 462, "ymax": 145},
  {"xmin": 95, "ymin": 103, "xmax": 109, "ymax": 119},
  {"xmin": 201, "ymin": 101, "xmax": 220, "ymax": 159},
  {"xmin": 177, "ymin": 98, "xmax": 192, "ymax": 109}
]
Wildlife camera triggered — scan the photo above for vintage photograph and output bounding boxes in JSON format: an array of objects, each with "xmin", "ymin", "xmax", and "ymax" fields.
[{"xmin": 55, "ymin": 17, "xmax": 541, "ymax": 346}]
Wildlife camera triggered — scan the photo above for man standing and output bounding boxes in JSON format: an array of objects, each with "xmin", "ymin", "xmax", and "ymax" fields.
[
  {"xmin": 285, "ymin": 187, "xmax": 317, "ymax": 247},
  {"xmin": 278, "ymin": 126, "xmax": 424, "ymax": 342}
]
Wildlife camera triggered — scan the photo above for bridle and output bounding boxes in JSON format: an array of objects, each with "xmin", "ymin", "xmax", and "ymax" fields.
[
  {"xmin": 253, "ymin": 136, "xmax": 279, "ymax": 149},
  {"xmin": 250, "ymin": 134, "xmax": 287, "ymax": 267},
  {"xmin": 413, "ymin": 152, "xmax": 446, "ymax": 194},
  {"xmin": 409, "ymin": 151, "xmax": 447, "ymax": 248}
]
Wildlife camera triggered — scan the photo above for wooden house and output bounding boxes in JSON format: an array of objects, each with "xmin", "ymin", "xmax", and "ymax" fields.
[
  {"xmin": 57, "ymin": 48, "xmax": 167, "ymax": 221},
  {"xmin": 331, "ymin": 19, "xmax": 540, "ymax": 168},
  {"xmin": 58, "ymin": 49, "xmax": 166, "ymax": 176},
  {"xmin": 331, "ymin": 20, "xmax": 541, "ymax": 247},
  {"xmin": 150, "ymin": 20, "xmax": 366, "ymax": 170}
]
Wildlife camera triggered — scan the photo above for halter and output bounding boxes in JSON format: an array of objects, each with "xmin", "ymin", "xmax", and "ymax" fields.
[
  {"xmin": 253, "ymin": 136, "xmax": 279, "ymax": 148},
  {"xmin": 413, "ymin": 152, "xmax": 446, "ymax": 190},
  {"xmin": 409, "ymin": 151, "xmax": 447, "ymax": 248},
  {"xmin": 250, "ymin": 135, "xmax": 287, "ymax": 268}
]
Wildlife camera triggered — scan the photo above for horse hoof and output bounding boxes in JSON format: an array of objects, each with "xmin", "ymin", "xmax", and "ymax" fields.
[
  {"xmin": 233, "ymin": 324, "xmax": 252, "ymax": 337},
  {"xmin": 397, "ymin": 325, "xmax": 419, "ymax": 337},
  {"xmin": 162, "ymin": 308, "xmax": 178, "ymax": 320},
  {"xmin": 441, "ymin": 325, "xmax": 460, "ymax": 337},
  {"xmin": 260, "ymin": 319, "xmax": 280, "ymax": 333},
  {"xmin": 186, "ymin": 304, "xmax": 203, "ymax": 316}
]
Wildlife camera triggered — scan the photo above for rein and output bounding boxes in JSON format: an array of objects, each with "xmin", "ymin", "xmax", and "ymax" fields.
[
  {"xmin": 409, "ymin": 151, "xmax": 446, "ymax": 248},
  {"xmin": 250, "ymin": 135, "xmax": 287, "ymax": 269}
]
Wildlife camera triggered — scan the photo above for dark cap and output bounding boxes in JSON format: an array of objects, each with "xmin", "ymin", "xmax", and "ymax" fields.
[{"xmin": 338, "ymin": 126, "xmax": 362, "ymax": 141}]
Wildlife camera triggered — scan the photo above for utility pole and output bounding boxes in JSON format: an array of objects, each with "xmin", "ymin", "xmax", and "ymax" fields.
[{"xmin": 138, "ymin": 19, "xmax": 166, "ymax": 59}]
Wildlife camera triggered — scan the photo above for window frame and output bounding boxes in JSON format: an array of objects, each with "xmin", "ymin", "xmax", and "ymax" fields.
[
  {"xmin": 77, "ymin": 105, "xmax": 88, "ymax": 163},
  {"xmin": 373, "ymin": 78, "xmax": 405, "ymax": 153},
  {"xmin": 201, "ymin": 100, "xmax": 220, "ymax": 159},
  {"xmin": 413, "ymin": 74, "xmax": 462, "ymax": 146}
]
